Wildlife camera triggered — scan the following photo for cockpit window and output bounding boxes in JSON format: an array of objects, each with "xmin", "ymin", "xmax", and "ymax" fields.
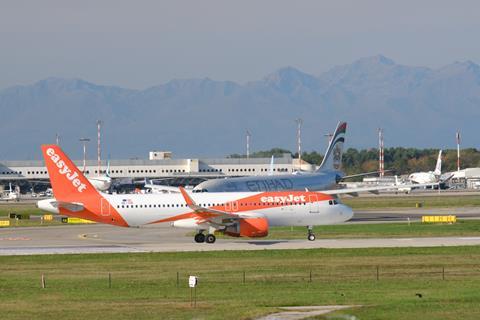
[{"xmin": 328, "ymin": 199, "xmax": 339, "ymax": 205}]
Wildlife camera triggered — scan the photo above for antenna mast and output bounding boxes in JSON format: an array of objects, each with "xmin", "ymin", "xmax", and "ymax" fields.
[
  {"xmin": 97, "ymin": 120, "xmax": 103, "ymax": 176},
  {"xmin": 295, "ymin": 118, "xmax": 303, "ymax": 171},
  {"xmin": 378, "ymin": 128, "xmax": 384, "ymax": 178}
]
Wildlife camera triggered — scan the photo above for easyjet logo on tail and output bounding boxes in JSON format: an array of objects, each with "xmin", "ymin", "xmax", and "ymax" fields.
[
  {"xmin": 46, "ymin": 148, "xmax": 87, "ymax": 193},
  {"xmin": 260, "ymin": 194, "xmax": 306, "ymax": 203}
]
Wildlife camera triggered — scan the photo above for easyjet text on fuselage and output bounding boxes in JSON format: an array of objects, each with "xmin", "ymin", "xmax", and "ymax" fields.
[{"xmin": 260, "ymin": 194, "xmax": 306, "ymax": 203}]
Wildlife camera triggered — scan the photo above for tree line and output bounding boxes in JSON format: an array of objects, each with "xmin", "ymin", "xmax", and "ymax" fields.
[{"xmin": 228, "ymin": 148, "xmax": 480, "ymax": 175}]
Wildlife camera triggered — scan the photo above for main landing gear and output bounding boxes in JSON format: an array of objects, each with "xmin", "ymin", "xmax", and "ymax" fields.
[
  {"xmin": 194, "ymin": 233, "xmax": 205, "ymax": 243},
  {"xmin": 205, "ymin": 234, "xmax": 216, "ymax": 244},
  {"xmin": 194, "ymin": 231, "xmax": 216, "ymax": 244},
  {"xmin": 307, "ymin": 225, "xmax": 316, "ymax": 241}
]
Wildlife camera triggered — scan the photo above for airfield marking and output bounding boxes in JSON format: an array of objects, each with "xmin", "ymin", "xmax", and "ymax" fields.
[
  {"xmin": 257, "ymin": 305, "xmax": 360, "ymax": 320},
  {"xmin": 0, "ymin": 237, "xmax": 31, "ymax": 241}
]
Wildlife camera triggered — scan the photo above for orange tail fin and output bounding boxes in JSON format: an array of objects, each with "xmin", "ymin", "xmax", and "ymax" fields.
[
  {"xmin": 42, "ymin": 145, "xmax": 98, "ymax": 202},
  {"xmin": 41, "ymin": 145, "xmax": 128, "ymax": 226}
]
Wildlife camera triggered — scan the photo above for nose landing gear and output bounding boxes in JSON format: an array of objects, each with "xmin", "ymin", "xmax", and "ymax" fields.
[{"xmin": 307, "ymin": 225, "xmax": 316, "ymax": 241}]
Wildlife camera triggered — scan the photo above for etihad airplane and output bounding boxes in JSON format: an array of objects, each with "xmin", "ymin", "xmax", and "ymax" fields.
[
  {"xmin": 193, "ymin": 122, "xmax": 348, "ymax": 193},
  {"xmin": 408, "ymin": 150, "xmax": 442, "ymax": 184},
  {"xmin": 37, "ymin": 144, "xmax": 357, "ymax": 242}
]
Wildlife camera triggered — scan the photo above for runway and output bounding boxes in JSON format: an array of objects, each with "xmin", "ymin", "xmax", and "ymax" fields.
[{"xmin": 1, "ymin": 211, "xmax": 480, "ymax": 255}]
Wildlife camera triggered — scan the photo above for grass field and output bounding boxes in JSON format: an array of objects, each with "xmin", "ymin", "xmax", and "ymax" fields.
[
  {"xmin": 0, "ymin": 202, "xmax": 42, "ymax": 216},
  {"xmin": 0, "ymin": 247, "xmax": 480, "ymax": 319}
]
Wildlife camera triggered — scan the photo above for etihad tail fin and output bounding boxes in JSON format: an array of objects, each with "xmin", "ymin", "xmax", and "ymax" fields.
[
  {"xmin": 40, "ymin": 145, "xmax": 128, "ymax": 226},
  {"xmin": 318, "ymin": 122, "xmax": 347, "ymax": 172},
  {"xmin": 434, "ymin": 150, "xmax": 442, "ymax": 176}
]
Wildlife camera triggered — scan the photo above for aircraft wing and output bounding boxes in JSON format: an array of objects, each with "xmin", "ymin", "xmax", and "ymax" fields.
[
  {"xmin": 341, "ymin": 169, "xmax": 394, "ymax": 180},
  {"xmin": 144, "ymin": 184, "xmax": 181, "ymax": 193},
  {"xmin": 178, "ymin": 187, "xmax": 264, "ymax": 222},
  {"xmin": 321, "ymin": 182, "xmax": 439, "ymax": 196}
]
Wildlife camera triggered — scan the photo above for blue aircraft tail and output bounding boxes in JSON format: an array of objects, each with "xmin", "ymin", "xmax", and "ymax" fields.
[{"xmin": 317, "ymin": 122, "xmax": 347, "ymax": 172}]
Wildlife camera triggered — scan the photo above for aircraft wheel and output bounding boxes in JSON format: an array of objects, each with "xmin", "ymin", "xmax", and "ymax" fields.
[
  {"xmin": 205, "ymin": 234, "xmax": 216, "ymax": 244},
  {"xmin": 194, "ymin": 233, "xmax": 205, "ymax": 243},
  {"xmin": 308, "ymin": 234, "xmax": 316, "ymax": 241}
]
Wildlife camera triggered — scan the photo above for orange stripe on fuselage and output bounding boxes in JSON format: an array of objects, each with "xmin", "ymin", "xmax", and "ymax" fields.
[{"xmin": 148, "ymin": 191, "xmax": 333, "ymax": 224}]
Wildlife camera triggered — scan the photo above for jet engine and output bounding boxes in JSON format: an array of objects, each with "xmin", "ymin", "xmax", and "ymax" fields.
[{"xmin": 224, "ymin": 217, "xmax": 269, "ymax": 238}]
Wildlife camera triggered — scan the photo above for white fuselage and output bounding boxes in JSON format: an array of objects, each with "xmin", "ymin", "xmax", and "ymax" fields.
[
  {"xmin": 408, "ymin": 172, "xmax": 437, "ymax": 184},
  {"xmin": 87, "ymin": 176, "xmax": 112, "ymax": 191},
  {"xmin": 38, "ymin": 191, "xmax": 353, "ymax": 229}
]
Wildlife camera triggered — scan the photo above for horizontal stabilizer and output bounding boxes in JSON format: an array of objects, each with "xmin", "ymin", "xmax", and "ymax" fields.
[{"xmin": 51, "ymin": 201, "xmax": 84, "ymax": 212}]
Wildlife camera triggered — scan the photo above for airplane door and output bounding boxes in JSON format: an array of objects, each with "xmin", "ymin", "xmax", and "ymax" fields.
[
  {"xmin": 100, "ymin": 198, "xmax": 110, "ymax": 216},
  {"xmin": 308, "ymin": 195, "xmax": 319, "ymax": 213},
  {"xmin": 225, "ymin": 201, "xmax": 238, "ymax": 212}
]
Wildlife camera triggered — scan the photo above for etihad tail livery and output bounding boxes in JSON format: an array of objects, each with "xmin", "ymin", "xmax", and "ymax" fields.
[
  {"xmin": 193, "ymin": 121, "xmax": 347, "ymax": 193},
  {"xmin": 37, "ymin": 145, "xmax": 354, "ymax": 242}
]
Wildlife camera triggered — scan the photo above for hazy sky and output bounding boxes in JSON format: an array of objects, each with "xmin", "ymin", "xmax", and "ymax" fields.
[{"xmin": 1, "ymin": 0, "xmax": 480, "ymax": 89}]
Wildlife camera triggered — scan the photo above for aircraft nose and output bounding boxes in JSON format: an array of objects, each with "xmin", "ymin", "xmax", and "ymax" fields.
[{"xmin": 341, "ymin": 204, "xmax": 354, "ymax": 221}]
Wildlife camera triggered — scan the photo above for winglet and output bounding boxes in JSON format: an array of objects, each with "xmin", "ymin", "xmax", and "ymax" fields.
[{"xmin": 179, "ymin": 186, "xmax": 196, "ymax": 208}]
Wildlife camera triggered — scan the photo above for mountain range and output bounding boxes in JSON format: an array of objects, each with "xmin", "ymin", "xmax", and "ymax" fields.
[{"xmin": 1, "ymin": 55, "xmax": 479, "ymax": 160}]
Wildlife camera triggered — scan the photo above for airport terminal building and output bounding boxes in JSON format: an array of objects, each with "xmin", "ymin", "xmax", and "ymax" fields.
[{"xmin": 0, "ymin": 152, "xmax": 316, "ymax": 190}]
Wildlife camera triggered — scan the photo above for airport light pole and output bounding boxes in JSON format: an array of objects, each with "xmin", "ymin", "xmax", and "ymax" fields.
[
  {"xmin": 246, "ymin": 130, "xmax": 251, "ymax": 159},
  {"xmin": 456, "ymin": 131, "xmax": 461, "ymax": 171},
  {"xmin": 79, "ymin": 138, "xmax": 90, "ymax": 173},
  {"xmin": 324, "ymin": 133, "xmax": 333, "ymax": 145}
]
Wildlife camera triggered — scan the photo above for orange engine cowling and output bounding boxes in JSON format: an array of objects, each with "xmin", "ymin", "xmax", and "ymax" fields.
[{"xmin": 224, "ymin": 217, "xmax": 269, "ymax": 238}]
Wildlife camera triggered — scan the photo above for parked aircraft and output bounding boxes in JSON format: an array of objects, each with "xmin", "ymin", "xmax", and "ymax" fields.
[
  {"xmin": 193, "ymin": 122, "xmax": 348, "ymax": 193},
  {"xmin": 408, "ymin": 150, "xmax": 442, "ymax": 184},
  {"xmin": 37, "ymin": 144, "xmax": 358, "ymax": 242},
  {"xmin": 87, "ymin": 161, "xmax": 112, "ymax": 191},
  {"xmin": 0, "ymin": 183, "xmax": 18, "ymax": 202},
  {"xmin": 144, "ymin": 179, "xmax": 182, "ymax": 194}
]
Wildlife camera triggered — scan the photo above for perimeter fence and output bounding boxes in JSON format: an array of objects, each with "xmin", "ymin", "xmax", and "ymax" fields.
[{"xmin": 27, "ymin": 263, "xmax": 480, "ymax": 289}]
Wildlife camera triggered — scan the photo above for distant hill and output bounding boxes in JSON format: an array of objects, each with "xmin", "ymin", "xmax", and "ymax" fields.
[{"xmin": 1, "ymin": 55, "xmax": 479, "ymax": 159}]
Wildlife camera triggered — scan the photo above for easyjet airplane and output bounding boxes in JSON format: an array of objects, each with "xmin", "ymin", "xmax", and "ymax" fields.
[{"xmin": 37, "ymin": 145, "xmax": 355, "ymax": 243}]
